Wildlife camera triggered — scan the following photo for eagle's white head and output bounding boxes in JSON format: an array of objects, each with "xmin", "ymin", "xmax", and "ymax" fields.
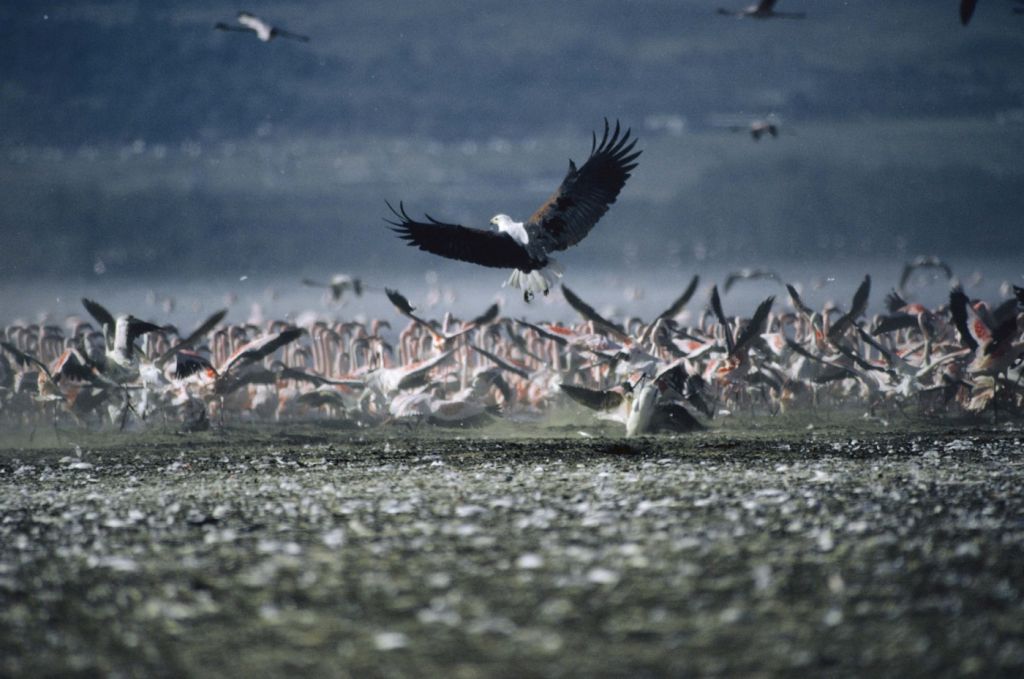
[
  {"xmin": 490, "ymin": 214, "xmax": 514, "ymax": 230},
  {"xmin": 490, "ymin": 214, "xmax": 529, "ymax": 245}
]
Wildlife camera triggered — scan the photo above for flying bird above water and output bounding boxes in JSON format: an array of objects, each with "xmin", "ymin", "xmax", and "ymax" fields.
[
  {"xmin": 723, "ymin": 268, "xmax": 781, "ymax": 293},
  {"xmin": 898, "ymin": 255, "xmax": 953, "ymax": 294},
  {"xmin": 387, "ymin": 120, "xmax": 641, "ymax": 302},
  {"xmin": 728, "ymin": 120, "xmax": 779, "ymax": 141},
  {"xmin": 717, "ymin": 0, "xmax": 806, "ymax": 19},
  {"xmin": 303, "ymin": 274, "xmax": 364, "ymax": 302},
  {"xmin": 214, "ymin": 12, "xmax": 310, "ymax": 42},
  {"xmin": 960, "ymin": 0, "xmax": 979, "ymax": 24},
  {"xmin": 748, "ymin": 120, "xmax": 778, "ymax": 141}
]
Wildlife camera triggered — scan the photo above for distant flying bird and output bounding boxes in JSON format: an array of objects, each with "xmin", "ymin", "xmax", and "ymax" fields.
[
  {"xmin": 898, "ymin": 256, "xmax": 953, "ymax": 293},
  {"xmin": 748, "ymin": 120, "xmax": 778, "ymax": 141},
  {"xmin": 960, "ymin": 0, "xmax": 979, "ymax": 24},
  {"xmin": 655, "ymin": 275, "xmax": 701, "ymax": 320},
  {"xmin": 303, "ymin": 274, "xmax": 364, "ymax": 302},
  {"xmin": 214, "ymin": 12, "xmax": 310, "ymax": 42},
  {"xmin": 723, "ymin": 268, "xmax": 781, "ymax": 293},
  {"xmin": 717, "ymin": 0, "xmax": 806, "ymax": 19},
  {"xmin": 388, "ymin": 119, "xmax": 641, "ymax": 301},
  {"xmin": 959, "ymin": 0, "xmax": 1024, "ymax": 24},
  {"xmin": 729, "ymin": 120, "xmax": 779, "ymax": 141}
]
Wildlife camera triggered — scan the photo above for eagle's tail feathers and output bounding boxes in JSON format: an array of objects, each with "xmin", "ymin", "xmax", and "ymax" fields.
[{"xmin": 504, "ymin": 260, "xmax": 563, "ymax": 303}]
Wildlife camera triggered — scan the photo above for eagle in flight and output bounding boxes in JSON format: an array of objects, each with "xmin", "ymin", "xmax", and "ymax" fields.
[{"xmin": 387, "ymin": 119, "xmax": 641, "ymax": 301}]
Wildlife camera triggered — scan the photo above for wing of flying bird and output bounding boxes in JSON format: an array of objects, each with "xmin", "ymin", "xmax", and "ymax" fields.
[
  {"xmin": 560, "ymin": 383, "xmax": 625, "ymax": 411},
  {"xmin": 237, "ymin": 12, "xmax": 270, "ymax": 34},
  {"xmin": 828, "ymin": 275, "xmax": 870, "ymax": 341},
  {"xmin": 468, "ymin": 303, "xmax": 500, "ymax": 328},
  {"xmin": 221, "ymin": 328, "xmax": 304, "ymax": 374},
  {"xmin": 469, "ymin": 344, "xmax": 531, "ymax": 379},
  {"xmin": 732, "ymin": 296, "xmax": 775, "ymax": 357},
  {"xmin": 991, "ymin": 298, "xmax": 1019, "ymax": 328},
  {"xmin": 949, "ymin": 288, "xmax": 979, "ymax": 352},
  {"xmin": 709, "ymin": 285, "xmax": 735, "ymax": 355},
  {"xmin": 82, "ymin": 298, "xmax": 116, "ymax": 334},
  {"xmin": 526, "ymin": 119, "xmax": 641, "ymax": 253},
  {"xmin": 960, "ymin": 0, "xmax": 979, "ymax": 25},
  {"xmin": 984, "ymin": 316, "xmax": 1019, "ymax": 357},
  {"xmin": 785, "ymin": 284, "xmax": 814, "ymax": 318},
  {"xmin": 561, "ymin": 284, "xmax": 629, "ymax": 342},
  {"xmin": 395, "ymin": 350, "xmax": 456, "ymax": 391},
  {"xmin": 125, "ymin": 317, "xmax": 164, "ymax": 348},
  {"xmin": 885, "ymin": 290, "xmax": 908, "ymax": 313},
  {"xmin": 174, "ymin": 350, "xmax": 218, "ymax": 380},
  {"xmin": 385, "ymin": 287, "xmax": 419, "ymax": 318},
  {"xmin": 276, "ymin": 365, "xmax": 363, "ymax": 388},
  {"xmin": 871, "ymin": 313, "xmax": 917, "ymax": 336},
  {"xmin": 156, "ymin": 309, "xmax": 228, "ymax": 367},
  {"xmin": 512, "ymin": 318, "xmax": 570, "ymax": 347},
  {"xmin": 653, "ymin": 403, "xmax": 705, "ymax": 433},
  {"xmin": 656, "ymin": 275, "xmax": 700, "ymax": 320},
  {"xmin": 387, "ymin": 202, "xmax": 537, "ymax": 270},
  {"xmin": 0, "ymin": 341, "xmax": 54, "ymax": 379}
]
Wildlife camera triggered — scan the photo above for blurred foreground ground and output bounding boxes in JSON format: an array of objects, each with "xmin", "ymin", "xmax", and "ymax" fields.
[{"xmin": 1, "ymin": 418, "xmax": 1023, "ymax": 677}]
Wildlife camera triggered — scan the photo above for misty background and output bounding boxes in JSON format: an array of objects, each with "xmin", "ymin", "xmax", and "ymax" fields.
[{"xmin": 1, "ymin": 0, "xmax": 1022, "ymax": 322}]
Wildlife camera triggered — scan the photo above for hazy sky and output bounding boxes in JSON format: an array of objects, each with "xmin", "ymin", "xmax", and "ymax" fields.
[{"xmin": 1, "ymin": 1, "xmax": 1022, "ymax": 281}]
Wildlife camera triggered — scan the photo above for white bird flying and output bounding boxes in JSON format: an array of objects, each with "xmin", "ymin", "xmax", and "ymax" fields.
[
  {"xmin": 214, "ymin": 12, "xmax": 310, "ymax": 42},
  {"xmin": 717, "ymin": 0, "xmax": 806, "ymax": 19},
  {"xmin": 387, "ymin": 119, "xmax": 641, "ymax": 302}
]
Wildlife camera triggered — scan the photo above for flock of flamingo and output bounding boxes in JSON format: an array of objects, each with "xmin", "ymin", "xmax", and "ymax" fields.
[
  {"xmin": 1, "ymin": 267, "xmax": 1022, "ymax": 438},
  {"xmin": 3, "ymin": 3, "xmax": 1021, "ymax": 437}
]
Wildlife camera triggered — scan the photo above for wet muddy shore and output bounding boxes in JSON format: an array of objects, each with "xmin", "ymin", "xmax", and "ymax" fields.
[{"xmin": 2, "ymin": 419, "xmax": 1023, "ymax": 677}]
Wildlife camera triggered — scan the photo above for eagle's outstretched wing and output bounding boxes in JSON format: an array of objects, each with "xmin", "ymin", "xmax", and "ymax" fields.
[
  {"xmin": 526, "ymin": 120, "xmax": 641, "ymax": 253},
  {"xmin": 386, "ymin": 202, "xmax": 537, "ymax": 270}
]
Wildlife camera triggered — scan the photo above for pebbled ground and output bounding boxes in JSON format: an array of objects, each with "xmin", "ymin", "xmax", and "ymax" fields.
[{"xmin": 1, "ymin": 419, "xmax": 1023, "ymax": 677}]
